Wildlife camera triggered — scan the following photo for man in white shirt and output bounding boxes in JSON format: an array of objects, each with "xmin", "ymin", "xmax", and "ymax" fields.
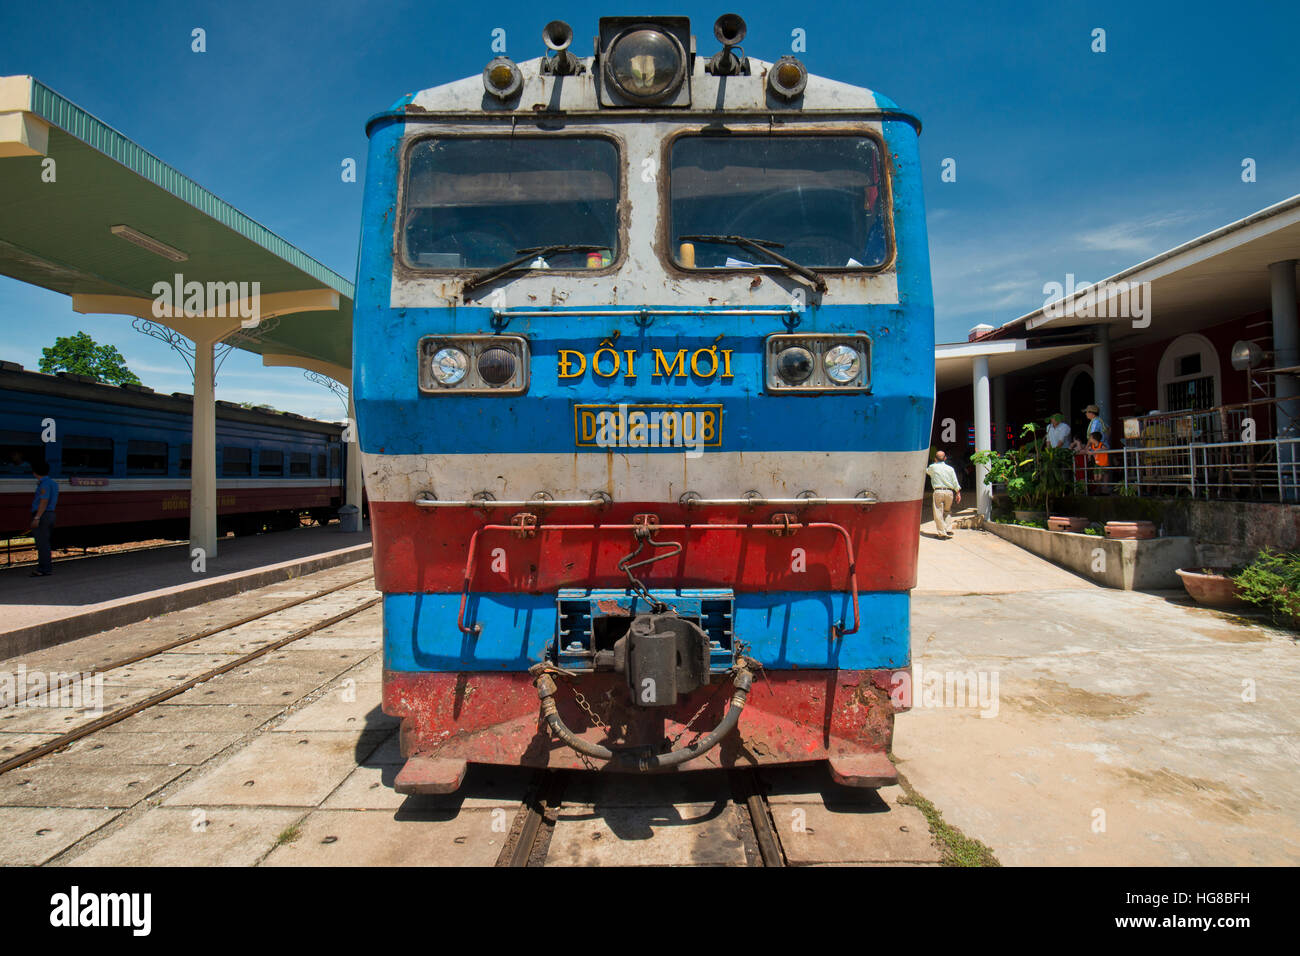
[
  {"xmin": 1046, "ymin": 413, "xmax": 1071, "ymax": 448},
  {"xmin": 924, "ymin": 450, "xmax": 962, "ymax": 539}
]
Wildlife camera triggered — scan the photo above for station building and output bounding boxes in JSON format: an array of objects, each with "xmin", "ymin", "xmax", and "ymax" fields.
[{"xmin": 933, "ymin": 194, "xmax": 1300, "ymax": 563}]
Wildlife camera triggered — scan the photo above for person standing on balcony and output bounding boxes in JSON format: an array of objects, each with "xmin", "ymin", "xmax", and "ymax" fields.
[
  {"xmin": 925, "ymin": 450, "xmax": 962, "ymax": 539},
  {"xmin": 1046, "ymin": 413, "xmax": 1072, "ymax": 448},
  {"xmin": 1083, "ymin": 404, "xmax": 1108, "ymax": 439}
]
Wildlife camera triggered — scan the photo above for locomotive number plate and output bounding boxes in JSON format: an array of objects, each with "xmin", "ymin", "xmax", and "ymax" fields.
[{"xmin": 574, "ymin": 403, "xmax": 723, "ymax": 449}]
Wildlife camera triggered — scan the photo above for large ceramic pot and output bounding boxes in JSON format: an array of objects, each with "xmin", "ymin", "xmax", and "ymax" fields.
[
  {"xmin": 1048, "ymin": 516, "xmax": 1089, "ymax": 533},
  {"xmin": 1105, "ymin": 520, "xmax": 1156, "ymax": 540},
  {"xmin": 1175, "ymin": 568, "xmax": 1247, "ymax": 608}
]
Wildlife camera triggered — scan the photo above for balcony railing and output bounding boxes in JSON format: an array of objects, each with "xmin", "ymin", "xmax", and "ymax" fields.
[{"xmin": 1070, "ymin": 438, "xmax": 1300, "ymax": 500}]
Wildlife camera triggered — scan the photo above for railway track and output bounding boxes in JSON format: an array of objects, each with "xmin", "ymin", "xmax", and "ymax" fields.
[
  {"xmin": 0, "ymin": 573, "xmax": 378, "ymax": 776},
  {"xmin": 495, "ymin": 768, "xmax": 789, "ymax": 867}
]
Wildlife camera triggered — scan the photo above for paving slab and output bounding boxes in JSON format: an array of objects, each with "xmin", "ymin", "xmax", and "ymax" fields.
[
  {"xmin": 0, "ymin": 762, "xmax": 186, "ymax": 808},
  {"xmin": 0, "ymin": 732, "xmax": 59, "ymax": 758},
  {"xmin": 68, "ymin": 806, "xmax": 303, "ymax": 867},
  {"xmin": 0, "ymin": 704, "xmax": 108, "ymax": 734},
  {"xmin": 773, "ymin": 800, "xmax": 941, "ymax": 865},
  {"xmin": 260, "ymin": 808, "xmax": 505, "ymax": 866},
  {"xmin": 561, "ymin": 770, "xmax": 734, "ymax": 808},
  {"xmin": 322, "ymin": 763, "xmax": 532, "ymax": 812},
  {"xmin": 50, "ymin": 729, "xmax": 245, "ymax": 767},
  {"xmin": 163, "ymin": 730, "xmax": 390, "ymax": 808},
  {"xmin": 160, "ymin": 671, "xmax": 335, "ymax": 707},
  {"xmin": 547, "ymin": 802, "xmax": 745, "ymax": 866},
  {"xmin": 103, "ymin": 704, "xmax": 282, "ymax": 735},
  {"xmin": 276, "ymin": 689, "xmax": 394, "ymax": 733},
  {"xmin": 0, "ymin": 807, "xmax": 120, "ymax": 865}
]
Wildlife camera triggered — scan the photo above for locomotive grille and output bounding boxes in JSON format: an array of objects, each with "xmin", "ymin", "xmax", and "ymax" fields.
[{"xmin": 553, "ymin": 589, "xmax": 734, "ymax": 673}]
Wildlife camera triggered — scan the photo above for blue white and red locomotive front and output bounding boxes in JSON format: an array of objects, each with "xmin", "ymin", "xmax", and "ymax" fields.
[{"xmin": 354, "ymin": 16, "xmax": 934, "ymax": 793}]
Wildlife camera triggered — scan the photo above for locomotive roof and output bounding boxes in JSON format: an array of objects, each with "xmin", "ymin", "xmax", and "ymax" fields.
[
  {"xmin": 378, "ymin": 54, "xmax": 915, "ymax": 126},
  {"xmin": 0, "ymin": 362, "xmax": 343, "ymax": 437}
]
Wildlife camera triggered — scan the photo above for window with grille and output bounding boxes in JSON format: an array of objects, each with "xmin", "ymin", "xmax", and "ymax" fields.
[{"xmin": 1164, "ymin": 375, "xmax": 1215, "ymax": 412}]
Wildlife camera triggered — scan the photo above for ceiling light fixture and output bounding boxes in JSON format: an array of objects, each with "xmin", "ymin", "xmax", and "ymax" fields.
[{"xmin": 110, "ymin": 224, "xmax": 188, "ymax": 262}]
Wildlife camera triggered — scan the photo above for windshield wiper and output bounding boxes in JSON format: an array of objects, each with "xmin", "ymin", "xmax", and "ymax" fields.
[
  {"xmin": 680, "ymin": 234, "xmax": 828, "ymax": 293},
  {"xmin": 461, "ymin": 243, "xmax": 607, "ymax": 296}
]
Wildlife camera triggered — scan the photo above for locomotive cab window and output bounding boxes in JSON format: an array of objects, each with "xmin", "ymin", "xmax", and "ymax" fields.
[
  {"xmin": 669, "ymin": 135, "xmax": 889, "ymax": 271},
  {"xmin": 401, "ymin": 136, "xmax": 620, "ymax": 272}
]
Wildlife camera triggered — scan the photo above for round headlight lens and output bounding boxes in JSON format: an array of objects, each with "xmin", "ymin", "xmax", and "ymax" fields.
[
  {"xmin": 776, "ymin": 346, "xmax": 814, "ymax": 384},
  {"xmin": 608, "ymin": 29, "xmax": 684, "ymax": 101},
  {"xmin": 431, "ymin": 347, "xmax": 469, "ymax": 385},
  {"xmin": 477, "ymin": 347, "xmax": 517, "ymax": 386},
  {"xmin": 823, "ymin": 345, "xmax": 861, "ymax": 384}
]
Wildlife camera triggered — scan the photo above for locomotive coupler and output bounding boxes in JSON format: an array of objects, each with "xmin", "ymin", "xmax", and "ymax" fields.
[{"xmin": 611, "ymin": 612, "xmax": 712, "ymax": 708}]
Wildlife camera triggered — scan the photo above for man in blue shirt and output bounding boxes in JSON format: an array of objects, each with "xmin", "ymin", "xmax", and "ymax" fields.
[{"xmin": 29, "ymin": 459, "xmax": 58, "ymax": 577}]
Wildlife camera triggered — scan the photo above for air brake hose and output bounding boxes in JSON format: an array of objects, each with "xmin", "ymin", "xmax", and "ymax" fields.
[{"xmin": 532, "ymin": 663, "xmax": 756, "ymax": 770}]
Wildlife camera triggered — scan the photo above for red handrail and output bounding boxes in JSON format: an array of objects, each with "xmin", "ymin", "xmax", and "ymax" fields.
[{"xmin": 456, "ymin": 518, "xmax": 860, "ymax": 637}]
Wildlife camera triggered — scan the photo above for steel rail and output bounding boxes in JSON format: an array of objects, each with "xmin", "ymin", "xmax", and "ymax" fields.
[
  {"xmin": 732, "ymin": 770, "xmax": 786, "ymax": 867},
  {"xmin": 3, "ymin": 573, "xmax": 375, "ymax": 710},
  {"xmin": 0, "ymin": 594, "xmax": 380, "ymax": 776},
  {"xmin": 456, "ymin": 519, "xmax": 860, "ymax": 637}
]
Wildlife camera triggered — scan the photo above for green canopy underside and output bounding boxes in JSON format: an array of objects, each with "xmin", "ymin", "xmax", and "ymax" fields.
[{"xmin": 0, "ymin": 80, "xmax": 354, "ymax": 371}]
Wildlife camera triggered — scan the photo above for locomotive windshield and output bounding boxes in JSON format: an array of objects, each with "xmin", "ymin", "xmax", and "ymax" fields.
[
  {"xmin": 669, "ymin": 135, "xmax": 888, "ymax": 270},
  {"xmin": 402, "ymin": 136, "xmax": 620, "ymax": 270}
]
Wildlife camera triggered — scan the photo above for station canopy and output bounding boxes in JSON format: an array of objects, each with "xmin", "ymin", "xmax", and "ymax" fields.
[{"xmin": 0, "ymin": 75, "xmax": 353, "ymax": 378}]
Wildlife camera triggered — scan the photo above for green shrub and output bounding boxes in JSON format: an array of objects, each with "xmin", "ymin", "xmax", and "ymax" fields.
[
  {"xmin": 1233, "ymin": 549, "xmax": 1300, "ymax": 629},
  {"xmin": 971, "ymin": 423, "xmax": 1075, "ymax": 513}
]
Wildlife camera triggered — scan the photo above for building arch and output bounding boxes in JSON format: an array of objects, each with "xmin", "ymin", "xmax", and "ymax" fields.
[{"xmin": 1060, "ymin": 364, "xmax": 1094, "ymax": 434}]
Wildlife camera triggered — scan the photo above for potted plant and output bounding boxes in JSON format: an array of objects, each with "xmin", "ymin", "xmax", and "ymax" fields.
[{"xmin": 972, "ymin": 423, "xmax": 1077, "ymax": 523}]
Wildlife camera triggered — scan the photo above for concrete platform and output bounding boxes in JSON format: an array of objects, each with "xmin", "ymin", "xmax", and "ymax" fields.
[
  {"xmin": 0, "ymin": 524, "xmax": 372, "ymax": 660},
  {"xmin": 899, "ymin": 527, "xmax": 1300, "ymax": 866}
]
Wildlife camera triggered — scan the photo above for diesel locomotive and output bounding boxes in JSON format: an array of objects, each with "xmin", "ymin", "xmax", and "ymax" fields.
[{"xmin": 354, "ymin": 14, "xmax": 934, "ymax": 792}]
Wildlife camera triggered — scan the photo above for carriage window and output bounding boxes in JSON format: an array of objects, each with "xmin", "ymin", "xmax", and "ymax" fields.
[
  {"xmin": 179, "ymin": 444, "xmax": 192, "ymax": 475},
  {"xmin": 259, "ymin": 449, "xmax": 284, "ymax": 476},
  {"xmin": 1, "ymin": 429, "xmax": 43, "ymax": 473},
  {"xmin": 403, "ymin": 137, "xmax": 620, "ymax": 270},
  {"xmin": 63, "ymin": 435, "xmax": 114, "ymax": 474},
  {"xmin": 222, "ymin": 447, "xmax": 251, "ymax": 477},
  {"xmin": 127, "ymin": 440, "xmax": 168, "ymax": 475},
  {"xmin": 669, "ymin": 136, "xmax": 888, "ymax": 270},
  {"xmin": 316, "ymin": 453, "xmax": 327, "ymax": 478},
  {"xmin": 290, "ymin": 452, "xmax": 311, "ymax": 477}
]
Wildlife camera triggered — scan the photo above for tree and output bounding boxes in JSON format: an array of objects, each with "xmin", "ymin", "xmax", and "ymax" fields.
[{"xmin": 39, "ymin": 331, "xmax": 142, "ymax": 386}]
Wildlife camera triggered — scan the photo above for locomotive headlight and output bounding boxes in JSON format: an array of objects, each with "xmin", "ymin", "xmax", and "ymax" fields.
[
  {"xmin": 482, "ymin": 56, "xmax": 523, "ymax": 100},
  {"xmin": 431, "ymin": 347, "xmax": 469, "ymax": 385},
  {"xmin": 765, "ymin": 333, "xmax": 871, "ymax": 394},
  {"xmin": 823, "ymin": 345, "xmax": 860, "ymax": 384},
  {"xmin": 776, "ymin": 346, "xmax": 814, "ymax": 384},
  {"xmin": 768, "ymin": 55, "xmax": 808, "ymax": 101},
  {"xmin": 477, "ymin": 347, "xmax": 517, "ymax": 386},
  {"xmin": 606, "ymin": 28, "xmax": 685, "ymax": 102},
  {"xmin": 419, "ymin": 335, "xmax": 529, "ymax": 395}
]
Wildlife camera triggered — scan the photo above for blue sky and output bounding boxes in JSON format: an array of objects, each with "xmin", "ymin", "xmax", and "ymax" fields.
[{"xmin": 2, "ymin": 0, "xmax": 1298, "ymax": 419}]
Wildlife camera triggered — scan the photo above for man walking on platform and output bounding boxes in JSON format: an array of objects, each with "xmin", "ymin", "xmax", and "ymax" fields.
[{"xmin": 925, "ymin": 449, "xmax": 962, "ymax": 539}]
